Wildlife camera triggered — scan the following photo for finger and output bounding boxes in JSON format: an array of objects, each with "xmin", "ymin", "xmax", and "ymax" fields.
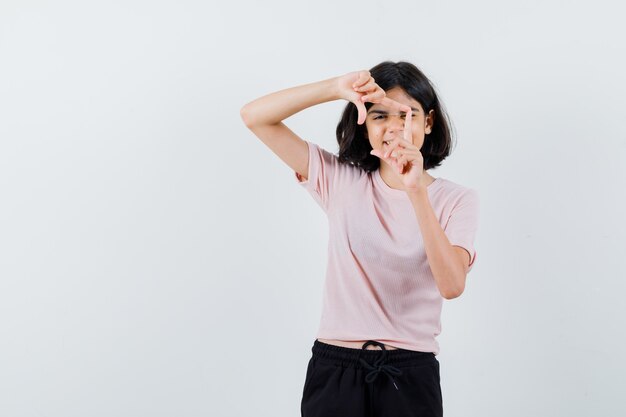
[
  {"xmin": 355, "ymin": 98, "xmax": 367, "ymax": 124},
  {"xmin": 385, "ymin": 130, "xmax": 418, "ymax": 158},
  {"xmin": 373, "ymin": 145, "xmax": 408, "ymax": 169},
  {"xmin": 354, "ymin": 78, "xmax": 376, "ymax": 92},
  {"xmin": 396, "ymin": 137, "xmax": 416, "ymax": 149},
  {"xmin": 370, "ymin": 148, "xmax": 395, "ymax": 165},
  {"xmin": 384, "ymin": 137, "xmax": 405, "ymax": 158},
  {"xmin": 371, "ymin": 148, "xmax": 390, "ymax": 162},
  {"xmin": 399, "ymin": 149, "xmax": 419, "ymax": 161},
  {"xmin": 390, "ymin": 145, "xmax": 403, "ymax": 158},
  {"xmin": 380, "ymin": 97, "xmax": 412, "ymax": 113},
  {"xmin": 394, "ymin": 159, "xmax": 402, "ymax": 174},
  {"xmin": 362, "ymin": 89, "xmax": 385, "ymax": 103},
  {"xmin": 390, "ymin": 158, "xmax": 402, "ymax": 174},
  {"xmin": 404, "ymin": 109, "xmax": 413, "ymax": 142},
  {"xmin": 353, "ymin": 71, "xmax": 370, "ymax": 88},
  {"xmin": 382, "ymin": 153, "xmax": 406, "ymax": 175},
  {"xmin": 384, "ymin": 140, "xmax": 397, "ymax": 158}
]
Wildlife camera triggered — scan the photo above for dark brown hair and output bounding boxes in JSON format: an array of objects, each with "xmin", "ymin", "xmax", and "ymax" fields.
[{"xmin": 336, "ymin": 60, "xmax": 455, "ymax": 172}]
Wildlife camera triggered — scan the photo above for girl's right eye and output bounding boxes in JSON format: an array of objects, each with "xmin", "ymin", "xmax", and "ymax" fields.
[{"xmin": 373, "ymin": 114, "xmax": 406, "ymax": 120}]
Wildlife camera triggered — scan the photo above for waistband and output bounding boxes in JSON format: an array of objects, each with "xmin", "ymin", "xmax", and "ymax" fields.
[{"xmin": 311, "ymin": 339, "xmax": 437, "ymax": 391}]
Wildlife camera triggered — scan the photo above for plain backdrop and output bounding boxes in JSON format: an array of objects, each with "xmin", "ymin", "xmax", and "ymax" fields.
[{"xmin": 1, "ymin": 0, "xmax": 625, "ymax": 416}]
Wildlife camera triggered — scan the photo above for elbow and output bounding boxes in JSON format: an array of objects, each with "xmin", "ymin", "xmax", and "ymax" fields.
[
  {"xmin": 240, "ymin": 105, "xmax": 253, "ymax": 127},
  {"xmin": 443, "ymin": 290, "xmax": 463, "ymax": 300},
  {"xmin": 442, "ymin": 290, "xmax": 460, "ymax": 300},
  {"xmin": 441, "ymin": 280, "xmax": 465, "ymax": 300},
  {"xmin": 240, "ymin": 104, "xmax": 262, "ymax": 128}
]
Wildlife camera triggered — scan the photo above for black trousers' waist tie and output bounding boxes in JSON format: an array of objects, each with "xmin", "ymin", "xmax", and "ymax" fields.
[{"xmin": 358, "ymin": 340, "xmax": 403, "ymax": 390}]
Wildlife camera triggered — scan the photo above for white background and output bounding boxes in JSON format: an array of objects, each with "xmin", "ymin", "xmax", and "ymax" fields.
[{"xmin": 1, "ymin": 1, "xmax": 625, "ymax": 416}]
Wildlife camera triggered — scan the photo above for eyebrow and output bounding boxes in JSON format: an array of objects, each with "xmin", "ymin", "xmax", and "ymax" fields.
[{"xmin": 367, "ymin": 107, "xmax": 420, "ymax": 114}]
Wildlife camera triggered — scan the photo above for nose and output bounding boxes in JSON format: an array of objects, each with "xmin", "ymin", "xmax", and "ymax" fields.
[{"xmin": 386, "ymin": 114, "xmax": 405, "ymax": 134}]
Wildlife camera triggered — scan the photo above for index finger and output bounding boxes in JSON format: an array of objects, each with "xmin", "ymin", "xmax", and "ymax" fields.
[
  {"xmin": 353, "ymin": 70, "xmax": 370, "ymax": 88},
  {"xmin": 404, "ymin": 107, "xmax": 412, "ymax": 142},
  {"xmin": 380, "ymin": 97, "xmax": 412, "ymax": 113}
]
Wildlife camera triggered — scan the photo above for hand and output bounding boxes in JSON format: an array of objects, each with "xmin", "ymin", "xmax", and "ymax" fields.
[
  {"xmin": 369, "ymin": 109, "xmax": 426, "ymax": 190},
  {"xmin": 335, "ymin": 70, "xmax": 411, "ymax": 124}
]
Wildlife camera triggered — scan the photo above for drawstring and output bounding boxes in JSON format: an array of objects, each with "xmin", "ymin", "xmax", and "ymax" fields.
[{"xmin": 358, "ymin": 340, "xmax": 403, "ymax": 390}]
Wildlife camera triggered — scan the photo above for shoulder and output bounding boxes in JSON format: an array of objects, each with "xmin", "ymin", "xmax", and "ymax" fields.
[
  {"xmin": 306, "ymin": 140, "xmax": 364, "ymax": 176},
  {"xmin": 306, "ymin": 140, "xmax": 338, "ymax": 166},
  {"xmin": 307, "ymin": 140, "xmax": 337, "ymax": 157},
  {"xmin": 435, "ymin": 178, "xmax": 479, "ymax": 204}
]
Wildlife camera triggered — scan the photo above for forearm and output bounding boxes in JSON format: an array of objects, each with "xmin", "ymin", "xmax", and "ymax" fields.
[
  {"xmin": 241, "ymin": 76, "xmax": 340, "ymax": 126},
  {"xmin": 407, "ymin": 188, "xmax": 465, "ymax": 299}
]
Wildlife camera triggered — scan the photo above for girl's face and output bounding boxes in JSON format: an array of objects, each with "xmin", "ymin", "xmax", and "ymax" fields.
[{"xmin": 364, "ymin": 87, "xmax": 434, "ymax": 154}]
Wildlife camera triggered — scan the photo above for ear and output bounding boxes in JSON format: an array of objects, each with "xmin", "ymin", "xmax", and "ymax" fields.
[{"xmin": 425, "ymin": 109, "xmax": 435, "ymax": 134}]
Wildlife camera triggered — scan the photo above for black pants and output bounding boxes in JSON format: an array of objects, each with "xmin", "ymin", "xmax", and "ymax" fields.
[{"xmin": 301, "ymin": 339, "xmax": 443, "ymax": 417}]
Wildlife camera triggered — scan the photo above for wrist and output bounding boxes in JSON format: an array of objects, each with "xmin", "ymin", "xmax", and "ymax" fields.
[{"xmin": 324, "ymin": 76, "xmax": 341, "ymax": 101}]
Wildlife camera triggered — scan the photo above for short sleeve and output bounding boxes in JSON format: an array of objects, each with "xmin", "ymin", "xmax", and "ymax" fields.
[
  {"xmin": 444, "ymin": 188, "xmax": 480, "ymax": 273},
  {"xmin": 294, "ymin": 140, "xmax": 340, "ymax": 212}
]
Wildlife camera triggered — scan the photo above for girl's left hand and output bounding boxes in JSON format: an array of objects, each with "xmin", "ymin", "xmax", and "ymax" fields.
[{"xmin": 369, "ymin": 107, "xmax": 426, "ymax": 190}]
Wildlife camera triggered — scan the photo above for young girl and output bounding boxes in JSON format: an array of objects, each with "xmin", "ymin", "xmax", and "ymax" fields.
[{"xmin": 241, "ymin": 61, "xmax": 479, "ymax": 417}]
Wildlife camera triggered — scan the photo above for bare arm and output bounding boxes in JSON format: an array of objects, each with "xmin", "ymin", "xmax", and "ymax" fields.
[
  {"xmin": 239, "ymin": 76, "xmax": 341, "ymax": 181},
  {"xmin": 408, "ymin": 189, "xmax": 468, "ymax": 300},
  {"xmin": 240, "ymin": 76, "xmax": 340, "ymax": 126}
]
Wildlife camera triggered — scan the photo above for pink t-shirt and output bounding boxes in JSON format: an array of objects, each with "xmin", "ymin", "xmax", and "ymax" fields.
[{"xmin": 294, "ymin": 140, "xmax": 480, "ymax": 355}]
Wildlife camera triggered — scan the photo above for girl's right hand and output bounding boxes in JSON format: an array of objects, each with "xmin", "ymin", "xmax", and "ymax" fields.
[{"xmin": 336, "ymin": 70, "xmax": 411, "ymax": 125}]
